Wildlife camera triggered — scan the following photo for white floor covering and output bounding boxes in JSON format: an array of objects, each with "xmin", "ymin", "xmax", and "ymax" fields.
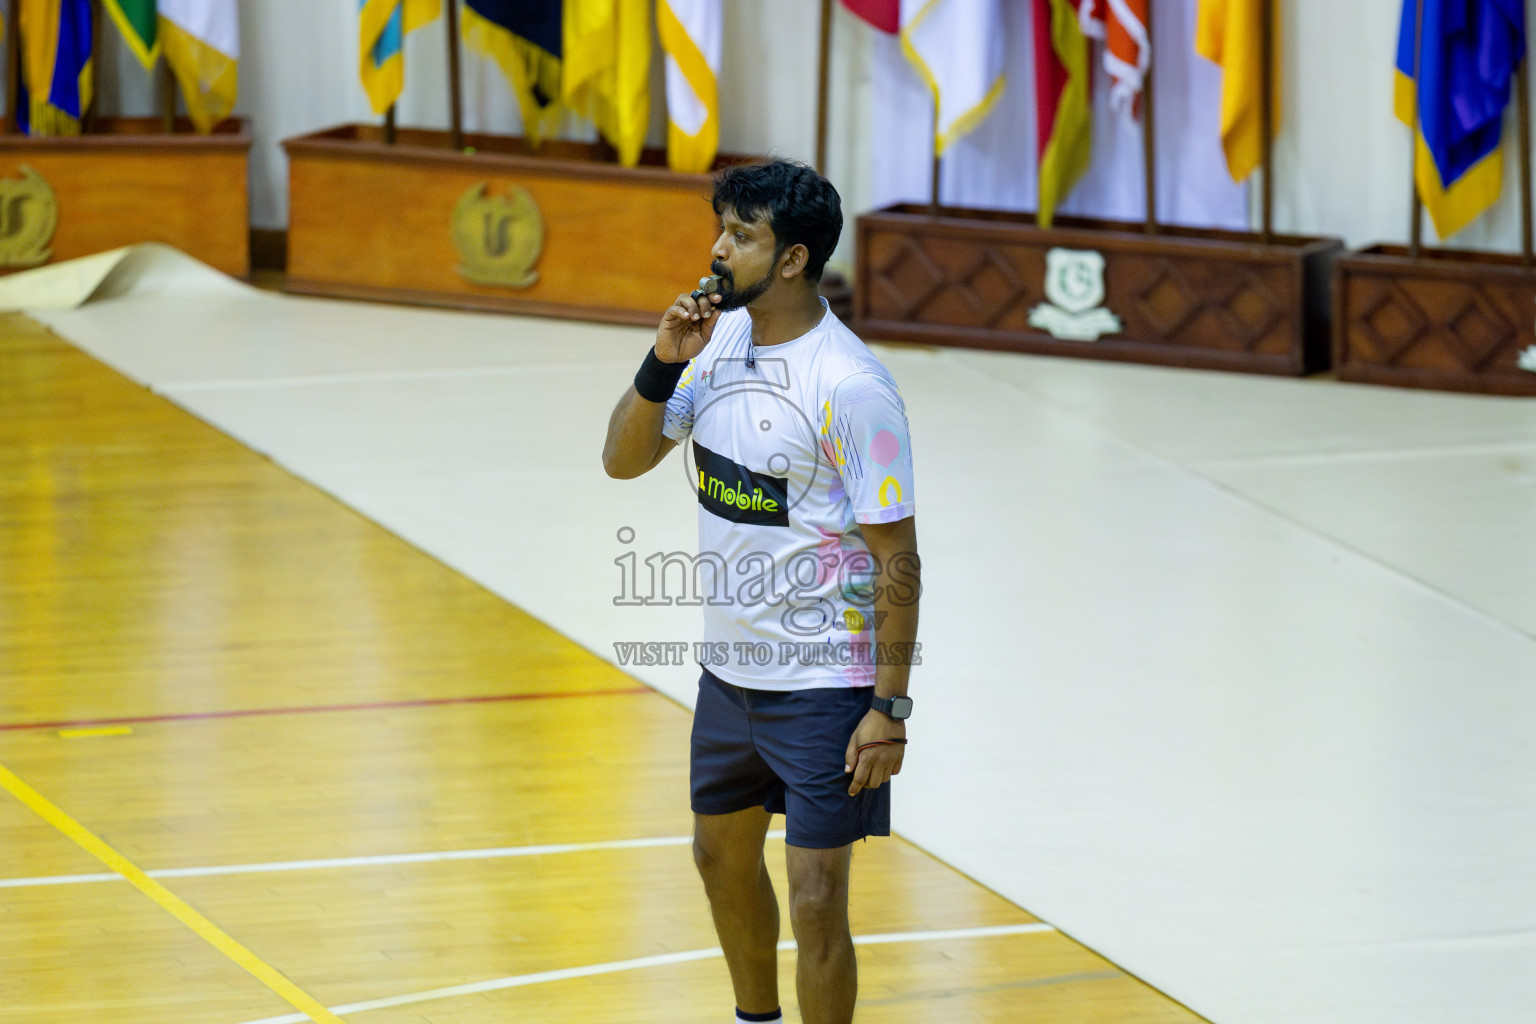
[{"xmin": 25, "ymin": 250, "xmax": 1536, "ymax": 1024}]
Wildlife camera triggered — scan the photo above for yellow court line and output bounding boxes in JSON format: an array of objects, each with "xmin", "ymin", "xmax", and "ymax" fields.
[{"xmin": 0, "ymin": 762, "xmax": 347, "ymax": 1024}]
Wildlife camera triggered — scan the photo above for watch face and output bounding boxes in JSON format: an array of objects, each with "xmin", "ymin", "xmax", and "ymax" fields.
[{"xmin": 889, "ymin": 696, "xmax": 913, "ymax": 719}]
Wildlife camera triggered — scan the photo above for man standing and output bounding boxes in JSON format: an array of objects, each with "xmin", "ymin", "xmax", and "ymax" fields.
[{"xmin": 603, "ymin": 161, "xmax": 919, "ymax": 1024}]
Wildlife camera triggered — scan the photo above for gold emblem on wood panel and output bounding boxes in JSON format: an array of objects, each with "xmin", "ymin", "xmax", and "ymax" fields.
[
  {"xmin": 452, "ymin": 183, "xmax": 544, "ymax": 289},
  {"xmin": 0, "ymin": 166, "xmax": 58, "ymax": 268}
]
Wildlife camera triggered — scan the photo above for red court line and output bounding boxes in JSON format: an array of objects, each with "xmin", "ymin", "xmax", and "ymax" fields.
[{"xmin": 0, "ymin": 687, "xmax": 655, "ymax": 733}]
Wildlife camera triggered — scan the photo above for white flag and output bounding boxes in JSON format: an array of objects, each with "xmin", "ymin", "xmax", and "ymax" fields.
[
  {"xmin": 159, "ymin": 0, "xmax": 240, "ymax": 133},
  {"xmin": 657, "ymin": 0, "xmax": 722, "ymax": 173},
  {"xmin": 899, "ymin": 0, "xmax": 1007, "ymax": 154}
]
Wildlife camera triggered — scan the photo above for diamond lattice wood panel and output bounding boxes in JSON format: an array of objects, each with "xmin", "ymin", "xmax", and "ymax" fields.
[
  {"xmin": 855, "ymin": 206, "xmax": 1341, "ymax": 377},
  {"xmin": 1335, "ymin": 248, "xmax": 1536, "ymax": 396}
]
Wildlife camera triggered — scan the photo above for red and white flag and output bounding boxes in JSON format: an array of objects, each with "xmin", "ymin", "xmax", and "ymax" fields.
[
  {"xmin": 867, "ymin": 0, "xmax": 1246, "ymax": 232},
  {"xmin": 1080, "ymin": 0, "xmax": 1151, "ymax": 114},
  {"xmin": 842, "ymin": 0, "xmax": 898, "ymax": 33}
]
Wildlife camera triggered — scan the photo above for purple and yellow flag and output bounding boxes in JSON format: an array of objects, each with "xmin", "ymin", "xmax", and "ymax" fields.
[{"xmin": 1396, "ymin": 0, "xmax": 1526, "ymax": 238}]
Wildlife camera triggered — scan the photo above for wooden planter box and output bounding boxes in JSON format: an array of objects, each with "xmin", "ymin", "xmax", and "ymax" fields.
[
  {"xmin": 0, "ymin": 117, "xmax": 250, "ymax": 278},
  {"xmin": 284, "ymin": 124, "xmax": 754, "ymax": 326},
  {"xmin": 856, "ymin": 204, "xmax": 1342, "ymax": 376},
  {"xmin": 1334, "ymin": 245, "xmax": 1536, "ymax": 396}
]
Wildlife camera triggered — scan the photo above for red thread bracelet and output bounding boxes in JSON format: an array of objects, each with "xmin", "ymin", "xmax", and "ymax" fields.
[{"xmin": 857, "ymin": 739, "xmax": 908, "ymax": 752}]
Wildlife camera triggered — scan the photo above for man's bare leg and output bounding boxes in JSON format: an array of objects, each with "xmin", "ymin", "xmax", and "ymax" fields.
[
  {"xmin": 694, "ymin": 807, "xmax": 780, "ymax": 1015},
  {"xmin": 786, "ymin": 843, "xmax": 855, "ymax": 1024}
]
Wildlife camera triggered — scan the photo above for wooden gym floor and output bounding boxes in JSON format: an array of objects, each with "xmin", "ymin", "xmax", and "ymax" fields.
[{"xmin": 0, "ymin": 313, "xmax": 1207, "ymax": 1022}]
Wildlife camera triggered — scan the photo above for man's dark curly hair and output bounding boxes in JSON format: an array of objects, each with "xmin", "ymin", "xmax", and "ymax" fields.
[{"xmin": 712, "ymin": 160, "xmax": 843, "ymax": 284}]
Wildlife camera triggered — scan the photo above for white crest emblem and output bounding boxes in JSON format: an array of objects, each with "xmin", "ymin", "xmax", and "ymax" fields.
[
  {"xmin": 1029, "ymin": 248, "xmax": 1122, "ymax": 342},
  {"xmin": 1525, "ymin": 300, "xmax": 1536, "ymax": 373}
]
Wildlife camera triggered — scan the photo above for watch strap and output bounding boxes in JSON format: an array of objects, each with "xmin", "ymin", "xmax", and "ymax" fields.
[{"xmin": 871, "ymin": 694, "xmax": 913, "ymax": 719}]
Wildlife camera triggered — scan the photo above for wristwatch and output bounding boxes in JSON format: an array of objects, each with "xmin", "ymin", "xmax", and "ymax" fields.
[{"xmin": 871, "ymin": 694, "xmax": 914, "ymax": 720}]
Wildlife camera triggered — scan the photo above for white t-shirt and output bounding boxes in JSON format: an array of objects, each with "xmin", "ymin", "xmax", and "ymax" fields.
[{"xmin": 662, "ymin": 300, "xmax": 917, "ymax": 691}]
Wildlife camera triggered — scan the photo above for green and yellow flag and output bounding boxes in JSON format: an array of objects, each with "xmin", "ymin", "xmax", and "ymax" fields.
[{"xmin": 104, "ymin": 0, "xmax": 160, "ymax": 67}]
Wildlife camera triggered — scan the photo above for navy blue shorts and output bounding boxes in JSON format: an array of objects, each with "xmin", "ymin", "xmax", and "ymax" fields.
[{"xmin": 690, "ymin": 668, "xmax": 890, "ymax": 849}]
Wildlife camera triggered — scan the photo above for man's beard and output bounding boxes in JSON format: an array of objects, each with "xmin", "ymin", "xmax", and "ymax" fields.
[{"xmin": 711, "ymin": 258, "xmax": 777, "ymax": 311}]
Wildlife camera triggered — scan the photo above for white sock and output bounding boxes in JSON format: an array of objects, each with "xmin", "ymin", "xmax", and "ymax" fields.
[{"xmin": 735, "ymin": 1009, "xmax": 783, "ymax": 1024}]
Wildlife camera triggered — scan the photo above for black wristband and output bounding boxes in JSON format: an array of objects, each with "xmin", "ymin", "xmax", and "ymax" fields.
[{"xmin": 634, "ymin": 348, "xmax": 688, "ymax": 404}]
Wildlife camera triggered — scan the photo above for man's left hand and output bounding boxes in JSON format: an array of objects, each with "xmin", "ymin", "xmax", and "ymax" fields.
[{"xmin": 844, "ymin": 708, "xmax": 906, "ymax": 796}]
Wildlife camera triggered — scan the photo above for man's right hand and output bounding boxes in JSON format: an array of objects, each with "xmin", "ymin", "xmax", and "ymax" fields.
[{"xmin": 655, "ymin": 290, "xmax": 723, "ymax": 364}]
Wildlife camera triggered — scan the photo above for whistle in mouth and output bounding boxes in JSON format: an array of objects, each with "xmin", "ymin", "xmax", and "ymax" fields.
[{"xmin": 690, "ymin": 275, "xmax": 723, "ymax": 302}]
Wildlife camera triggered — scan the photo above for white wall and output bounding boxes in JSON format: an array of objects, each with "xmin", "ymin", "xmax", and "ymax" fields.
[{"xmin": 86, "ymin": 0, "xmax": 1536, "ymax": 264}]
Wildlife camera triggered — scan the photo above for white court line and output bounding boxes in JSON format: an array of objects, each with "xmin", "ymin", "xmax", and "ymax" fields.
[
  {"xmin": 0, "ymin": 833, "xmax": 787, "ymax": 889},
  {"xmin": 233, "ymin": 923, "xmax": 1057, "ymax": 1024}
]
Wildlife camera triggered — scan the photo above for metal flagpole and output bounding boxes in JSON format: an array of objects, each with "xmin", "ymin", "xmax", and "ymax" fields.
[
  {"xmin": 929, "ymin": 109, "xmax": 940, "ymax": 216},
  {"xmin": 161, "ymin": 61, "xmax": 177, "ymax": 132},
  {"xmin": 816, "ymin": 0, "xmax": 833, "ymax": 174},
  {"xmin": 385, "ymin": 105, "xmax": 397, "ymax": 144},
  {"xmin": 1142, "ymin": 6, "xmax": 1157, "ymax": 234},
  {"xmin": 1408, "ymin": 0, "xmax": 1426, "ymax": 259},
  {"xmin": 85, "ymin": 0, "xmax": 103, "ymax": 131},
  {"xmin": 6, "ymin": 0, "xmax": 22, "ymax": 132},
  {"xmin": 1258, "ymin": 0, "xmax": 1274, "ymax": 244},
  {"xmin": 446, "ymin": 0, "xmax": 464, "ymax": 150},
  {"xmin": 1517, "ymin": 58, "xmax": 1533, "ymax": 267}
]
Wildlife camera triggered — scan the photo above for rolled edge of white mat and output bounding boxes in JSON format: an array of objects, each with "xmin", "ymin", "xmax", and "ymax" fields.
[{"xmin": 0, "ymin": 243, "xmax": 249, "ymax": 312}]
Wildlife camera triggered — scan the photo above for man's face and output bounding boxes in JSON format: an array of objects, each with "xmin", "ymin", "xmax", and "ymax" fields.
[{"xmin": 710, "ymin": 207, "xmax": 783, "ymax": 311}]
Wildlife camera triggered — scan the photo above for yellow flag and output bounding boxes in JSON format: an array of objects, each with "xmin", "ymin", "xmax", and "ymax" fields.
[
  {"xmin": 1195, "ymin": 0, "xmax": 1280, "ymax": 182},
  {"xmin": 563, "ymin": 0, "xmax": 651, "ymax": 167}
]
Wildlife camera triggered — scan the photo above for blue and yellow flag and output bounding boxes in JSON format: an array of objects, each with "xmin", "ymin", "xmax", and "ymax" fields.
[
  {"xmin": 464, "ymin": 0, "xmax": 563, "ymax": 144},
  {"xmin": 19, "ymin": 0, "xmax": 94, "ymax": 135},
  {"xmin": 1396, "ymin": 0, "xmax": 1526, "ymax": 239},
  {"xmin": 360, "ymin": 0, "xmax": 443, "ymax": 115}
]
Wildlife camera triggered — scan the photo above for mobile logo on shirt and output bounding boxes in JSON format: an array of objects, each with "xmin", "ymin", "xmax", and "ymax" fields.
[{"xmin": 693, "ymin": 440, "xmax": 790, "ymax": 527}]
